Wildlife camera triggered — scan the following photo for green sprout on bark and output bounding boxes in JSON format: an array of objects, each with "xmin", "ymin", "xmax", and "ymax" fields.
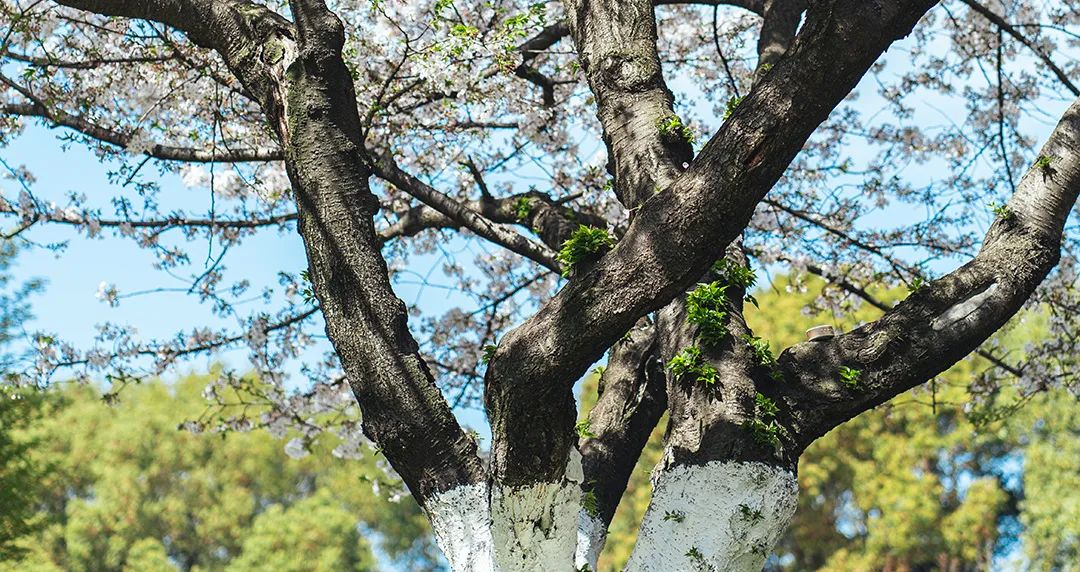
[
  {"xmin": 722, "ymin": 95, "xmax": 744, "ymax": 120},
  {"xmin": 575, "ymin": 419, "xmax": 595, "ymax": 439},
  {"xmin": 556, "ymin": 225, "xmax": 614, "ymax": 277},
  {"xmin": 668, "ymin": 346, "xmax": 721, "ymax": 388},
  {"xmin": 714, "ymin": 258, "xmax": 759, "ymax": 306},
  {"xmin": 657, "ymin": 114, "xmax": 696, "ymax": 146},
  {"xmin": 748, "ymin": 419, "xmax": 782, "ymax": 449},
  {"xmin": 737, "ymin": 503, "xmax": 764, "ymax": 523},
  {"xmin": 838, "ymin": 366, "xmax": 862, "ymax": 389},
  {"xmin": 714, "ymin": 258, "xmax": 757, "ymax": 290},
  {"xmin": 1033, "ymin": 155, "xmax": 1056, "ymax": 171},
  {"xmin": 741, "ymin": 335, "xmax": 783, "ymax": 381},
  {"xmin": 747, "ymin": 392, "xmax": 782, "ymax": 449},
  {"xmin": 907, "ymin": 276, "xmax": 926, "ymax": 293},
  {"xmin": 663, "ymin": 510, "xmax": 686, "ymax": 523},
  {"xmin": 481, "ymin": 344, "xmax": 497, "ymax": 364},
  {"xmin": 299, "ymin": 270, "xmax": 318, "ymax": 305},
  {"xmin": 686, "ymin": 546, "xmax": 705, "ymax": 563},
  {"xmin": 582, "ymin": 489, "xmax": 600, "ymax": 517},
  {"xmin": 754, "ymin": 392, "xmax": 780, "ymax": 417},
  {"xmin": 988, "ymin": 201, "xmax": 1014, "ymax": 221},
  {"xmin": 513, "ymin": 196, "xmax": 534, "ymax": 222},
  {"xmin": 741, "ymin": 335, "xmax": 776, "ymax": 368},
  {"xmin": 686, "ymin": 281, "xmax": 730, "ymax": 345}
]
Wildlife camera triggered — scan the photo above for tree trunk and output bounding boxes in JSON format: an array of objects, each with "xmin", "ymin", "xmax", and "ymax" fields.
[{"xmin": 425, "ymin": 453, "xmax": 798, "ymax": 572}]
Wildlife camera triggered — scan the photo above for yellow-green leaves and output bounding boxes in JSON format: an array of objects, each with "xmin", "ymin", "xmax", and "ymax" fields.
[
  {"xmin": 686, "ymin": 281, "xmax": 730, "ymax": 345},
  {"xmin": 556, "ymin": 225, "xmax": 613, "ymax": 277},
  {"xmin": 656, "ymin": 114, "xmax": 696, "ymax": 146}
]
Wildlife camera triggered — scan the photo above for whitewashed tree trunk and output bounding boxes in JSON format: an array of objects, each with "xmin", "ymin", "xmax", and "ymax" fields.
[
  {"xmin": 426, "ymin": 450, "xmax": 594, "ymax": 571},
  {"xmin": 426, "ymin": 452, "xmax": 797, "ymax": 571},
  {"xmin": 626, "ymin": 460, "xmax": 798, "ymax": 572}
]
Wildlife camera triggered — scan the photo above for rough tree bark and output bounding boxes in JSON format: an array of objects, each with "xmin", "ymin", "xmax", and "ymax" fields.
[{"xmin": 29, "ymin": 0, "xmax": 1080, "ymax": 569}]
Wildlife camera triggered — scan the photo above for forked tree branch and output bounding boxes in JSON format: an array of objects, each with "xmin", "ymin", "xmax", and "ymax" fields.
[
  {"xmin": 484, "ymin": 0, "xmax": 939, "ymax": 486},
  {"xmin": 370, "ymin": 154, "xmax": 563, "ymax": 272},
  {"xmin": 52, "ymin": 0, "xmax": 488, "ymax": 502},
  {"xmin": 778, "ymin": 94, "xmax": 1080, "ymax": 449},
  {"xmin": 271, "ymin": 0, "xmax": 486, "ymax": 501}
]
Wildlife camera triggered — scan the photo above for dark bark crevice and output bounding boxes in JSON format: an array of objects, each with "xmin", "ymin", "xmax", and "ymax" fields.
[{"xmin": 579, "ymin": 319, "xmax": 668, "ymax": 525}]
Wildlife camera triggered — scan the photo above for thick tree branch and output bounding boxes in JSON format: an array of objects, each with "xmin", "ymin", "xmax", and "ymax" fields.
[
  {"xmin": 777, "ymin": 95, "xmax": 1080, "ymax": 449},
  {"xmin": 565, "ymin": 0, "xmax": 692, "ymax": 209},
  {"xmin": 580, "ymin": 320, "xmax": 667, "ymax": 525},
  {"xmin": 639, "ymin": 0, "xmax": 808, "ymax": 476},
  {"xmin": 575, "ymin": 319, "xmax": 667, "ymax": 569},
  {"xmin": 755, "ymin": 0, "xmax": 806, "ymax": 78},
  {"xmin": 54, "ymin": 0, "xmax": 490, "ymax": 501},
  {"xmin": 656, "ymin": 245, "xmax": 785, "ymax": 464},
  {"xmin": 267, "ymin": 0, "xmax": 485, "ymax": 502},
  {"xmin": 485, "ymin": 0, "xmax": 938, "ymax": 486},
  {"xmin": 797, "ymin": 259, "xmax": 1026, "ymax": 378}
]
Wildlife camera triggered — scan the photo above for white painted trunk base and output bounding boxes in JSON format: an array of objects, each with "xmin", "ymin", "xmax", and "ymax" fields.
[
  {"xmin": 625, "ymin": 460, "xmax": 798, "ymax": 571},
  {"xmin": 575, "ymin": 512, "xmax": 607, "ymax": 570},
  {"xmin": 426, "ymin": 482, "xmax": 496, "ymax": 571},
  {"xmin": 425, "ymin": 456, "xmax": 796, "ymax": 571},
  {"xmin": 488, "ymin": 479, "xmax": 581, "ymax": 570},
  {"xmin": 425, "ymin": 449, "xmax": 589, "ymax": 571}
]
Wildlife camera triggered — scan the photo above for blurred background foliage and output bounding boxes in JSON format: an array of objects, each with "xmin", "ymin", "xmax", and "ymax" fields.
[
  {"xmin": 1, "ymin": 240, "xmax": 1077, "ymax": 571},
  {"xmin": 0, "ymin": 373, "xmax": 437, "ymax": 571}
]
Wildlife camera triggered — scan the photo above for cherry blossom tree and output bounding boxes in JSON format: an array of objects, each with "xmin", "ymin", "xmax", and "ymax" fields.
[{"xmin": 1, "ymin": 0, "xmax": 1078, "ymax": 569}]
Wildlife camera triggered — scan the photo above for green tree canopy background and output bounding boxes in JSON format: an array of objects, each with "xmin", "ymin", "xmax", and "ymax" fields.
[
  {"xmin": 0, "ymin": 241, "xmax": 43, "ymax": 560},
  {"xmin": 0, "ymin": 373, "xmax": 438, "ymax": 571}
]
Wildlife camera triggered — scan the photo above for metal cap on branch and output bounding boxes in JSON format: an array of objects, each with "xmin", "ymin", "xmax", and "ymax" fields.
[{"xmin": 806, "ymin": 325, "xmax": 837, "ymax": 341}]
